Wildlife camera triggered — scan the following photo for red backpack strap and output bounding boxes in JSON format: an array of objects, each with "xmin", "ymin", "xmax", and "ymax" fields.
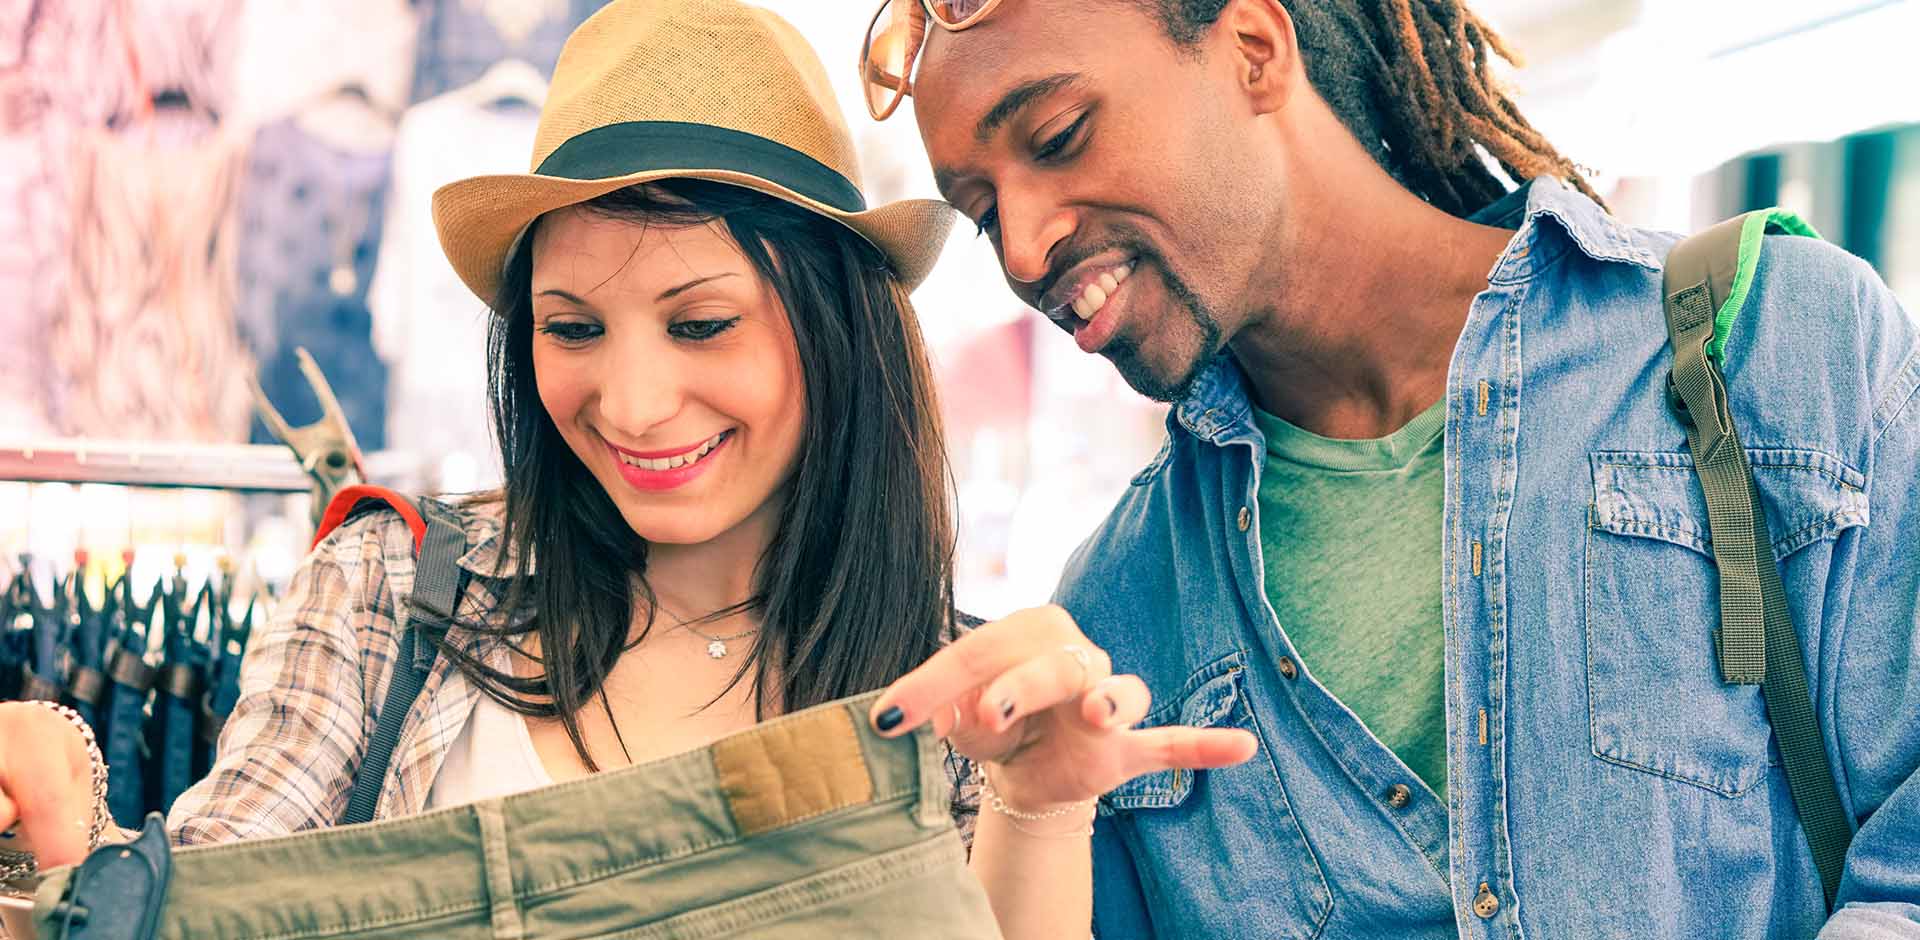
[{"xmin": 311, "ymin": 485, "xmax": 427, "ymax": 553}]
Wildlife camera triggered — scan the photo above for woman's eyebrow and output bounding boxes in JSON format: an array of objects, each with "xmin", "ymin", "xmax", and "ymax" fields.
[
  {"xmin": 655, "ymin": 272, "xmax": 740, "ymax": 302},
  {"xmin": 534, "ymin": 273, "xmax": 739, "ymax": 307}
]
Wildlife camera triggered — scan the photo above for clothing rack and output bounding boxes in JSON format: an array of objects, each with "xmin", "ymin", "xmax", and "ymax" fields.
[
  {"xmin": 0, "ymin": 440, "xmax": 312, "ymax": 492},
  {"xmin": 0, "ymin": 440, "xmax": 413, "ymax": 493}
]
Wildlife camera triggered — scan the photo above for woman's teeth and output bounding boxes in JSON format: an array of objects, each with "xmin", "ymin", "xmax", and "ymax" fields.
[
  {"xmin": 616, "ymin": 431, "xmax": 727, "ymax": 471},
  {"xmin": 1069, "ymin": 262, "xmax": 1133, "ymax": 321}
]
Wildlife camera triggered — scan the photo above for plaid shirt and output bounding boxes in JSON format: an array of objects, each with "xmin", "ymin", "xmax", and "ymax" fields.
[{"xmin": 165, "ymin": 499, "xmax": 980, "ymax": 847}]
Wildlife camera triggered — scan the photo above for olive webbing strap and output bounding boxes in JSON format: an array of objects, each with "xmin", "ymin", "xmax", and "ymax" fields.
[{"xmin": 1662, "ymin": 211, "xmax": 1853, "ymax": 908}]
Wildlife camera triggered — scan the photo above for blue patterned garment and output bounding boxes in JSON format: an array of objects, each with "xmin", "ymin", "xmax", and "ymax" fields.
[
  {"xmin": 235, "ymin": 116, "xmax": 392, "ymax": 450},
  {"xmin": 407, "ymin": 0, "xmax": 602, "ymax": 102}
]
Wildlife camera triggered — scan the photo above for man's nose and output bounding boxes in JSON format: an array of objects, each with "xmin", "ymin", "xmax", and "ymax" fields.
[{"xmin": 997, "ymin": 189, "xmax": 1074, "ymax": 290}]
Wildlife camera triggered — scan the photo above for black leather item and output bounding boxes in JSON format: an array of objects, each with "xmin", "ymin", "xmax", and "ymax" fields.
[
  {"xmin": 68, "ymin": 666, "xmax": 110, "ymax": 706},
  {"xmin": 42, "ymin": 813, "xmax": 172, "ymax": 940},
  {"xmin": 21, "ymin": 667, "xmax": 66, "ymax": 703},
  {"xmin": 106, "ymin": 649, "xmax": 157, "ymax": 692},
  {"xmin": 161, "ymin": 665, "xmax": 202, "ymax": 703}
]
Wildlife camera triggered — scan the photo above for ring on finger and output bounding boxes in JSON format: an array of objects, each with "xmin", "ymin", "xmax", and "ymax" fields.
[{"xmin": 1062, "ymin": 644, "xmax": 1095, "ymax": 694}]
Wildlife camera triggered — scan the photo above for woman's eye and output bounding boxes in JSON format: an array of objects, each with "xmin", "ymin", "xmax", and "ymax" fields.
[
  {"xmin": 669, "ymin": 317, "xmax": 741, "ymax": 341},
  {"xmin": 538, "ymin": 321, "xmax": 601, "ymax": 343}
]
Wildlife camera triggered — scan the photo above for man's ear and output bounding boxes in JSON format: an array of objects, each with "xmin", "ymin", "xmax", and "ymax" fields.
[{"xmin": 1224, "ymin": 0, "xmax": 1302, "ymax": 115}]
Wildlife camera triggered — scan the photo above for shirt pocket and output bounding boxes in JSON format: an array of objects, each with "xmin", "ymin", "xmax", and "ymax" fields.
[
  {"xmin": 1099, "ymin": 650, "xmax": 1332, "ymax": 939},
  {"xmin": 1583, "ymin": 448, "xmax": 1868, "ymax": 797}
]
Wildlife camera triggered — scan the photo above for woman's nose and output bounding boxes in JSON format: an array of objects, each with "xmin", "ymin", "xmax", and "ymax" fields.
[{"xmin": 594, "ymin": 358, "xmax": 684, "ymax": 440}]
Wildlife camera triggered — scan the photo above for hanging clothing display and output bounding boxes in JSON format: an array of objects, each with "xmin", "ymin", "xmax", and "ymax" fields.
[
  {"xmin": 0, "ymin": 2, "xmax": 138, "ymax": 436},
  {"xmin": 104, "ymin": 577, "xmax": 163, "ymax": 829},
  {"xmin": 235, "ymin": 113, "xmax": 394, "ymax": 451},
  {"xmin": 228, "ymin": 0, "xmax": 417, "ymax": 127},
  {"xmin": 31, "ymin": 693, "xmax": 1004, "ymax": 940},
  {"xmin": 43, "ymin": 0, "xmax": 252, "ymax": 443},
  {"xmin": 370, "ymin": 85, "xmax": 542, "ymax": 484},
  {"xmin": 0, "ymin": 560, "xmax": 264, "ymax": 828},
  {"xmin": 50, "ymin": 116, "xmax": 251, "ymax": 442},
  {"xmin": 407, "ymin": 0, "xmax": 597, "ymax": 102}
]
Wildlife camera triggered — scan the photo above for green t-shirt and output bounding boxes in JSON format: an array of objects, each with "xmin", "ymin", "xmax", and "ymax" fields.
[{"xmin": 1252, "ymin": 399, "xmax": 1448, "ymax": 796}]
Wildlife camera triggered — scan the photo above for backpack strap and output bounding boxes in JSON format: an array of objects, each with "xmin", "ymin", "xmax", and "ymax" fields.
[
  {"xmin": 311, "ymin": 485, "xmax": 426, "ymax": 554},
  {"xmin": 335, "ymin": 495, "xmax": 471, "ymax": 826},
  {"xmin": 1662, "ymin": 209, "xmax": 1853, "ymax": 907}
]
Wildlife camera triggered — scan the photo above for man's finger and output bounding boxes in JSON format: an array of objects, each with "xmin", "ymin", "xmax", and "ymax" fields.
[
  {"xmin": 1114, "ymin": 727, "xmax": 1260, "ymax": 784},
  {"xmin": 870, "ymin": 605, "xmax": 1082, "ymax": 735}
]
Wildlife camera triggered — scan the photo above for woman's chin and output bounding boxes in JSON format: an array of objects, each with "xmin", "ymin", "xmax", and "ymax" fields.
[{"xmin": 615, "ymin": 505, "xmax": 737, "ymax": 547}]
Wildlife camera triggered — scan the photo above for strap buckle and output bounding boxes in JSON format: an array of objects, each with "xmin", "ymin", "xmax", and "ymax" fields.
[
  {"xmin": 1665, "ymin": 373, "xmax": 1693, "ymax": 427},
  {"xmin": 46, "ymin": 814, "xmax": 171, "ymax": 940}
]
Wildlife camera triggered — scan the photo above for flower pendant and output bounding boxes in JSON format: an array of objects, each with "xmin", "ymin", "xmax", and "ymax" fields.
[{"xmin": 706, "ymin": 640, "xmax": 728, "ymax": 659}]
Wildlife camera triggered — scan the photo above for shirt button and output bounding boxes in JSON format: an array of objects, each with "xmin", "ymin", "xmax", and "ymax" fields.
[
  {"xmin": 1237, "ymin": 506, "xmax": 1251, "ymax": 531},
  {"xmin": 1277, "ymin": 656, "xmax": 1298, "ymax": 680},
  {"xmin": 1386, "ymin": 784, "xmax": 1412, "ymax": 809},
  {"xmin": 1473, "ymin": 883, "xmax": 1500, "ymax": 919}
]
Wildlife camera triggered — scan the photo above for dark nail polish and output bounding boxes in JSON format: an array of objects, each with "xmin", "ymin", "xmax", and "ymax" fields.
[
  {"xmin": 875, "ymin": 706, "xmax": 904, "ymax": 733},
  {"xmin": 999, "ymin": 699, "xmax": 1016, "ymax": 720}
]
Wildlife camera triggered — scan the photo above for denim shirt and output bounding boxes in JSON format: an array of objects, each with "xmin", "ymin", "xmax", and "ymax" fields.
[{"xmin": 1057, "ymin": 178, "xmax": 1920, "ymax": 940}]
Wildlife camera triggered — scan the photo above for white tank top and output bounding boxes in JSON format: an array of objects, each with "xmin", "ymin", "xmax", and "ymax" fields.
[{"xmin": 424, "ymin": 692, "xmax": 553, "ymax": 808}]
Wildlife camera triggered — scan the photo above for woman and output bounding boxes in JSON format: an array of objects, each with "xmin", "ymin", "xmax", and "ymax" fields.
[{"xmin": 0, "ymin": 1, "xmax": 1254, "ymax": 936}]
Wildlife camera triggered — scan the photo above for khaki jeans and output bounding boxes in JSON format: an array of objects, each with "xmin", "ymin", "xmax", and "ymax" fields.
[{"xmin": 32, "ymin": 690, "xmax": 1001, "ymax": 940}]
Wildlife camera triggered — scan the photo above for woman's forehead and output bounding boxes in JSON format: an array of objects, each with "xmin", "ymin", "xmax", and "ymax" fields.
[{"xmin": 532, "ymin": 210, "xmax": 749, "ymax": 295}]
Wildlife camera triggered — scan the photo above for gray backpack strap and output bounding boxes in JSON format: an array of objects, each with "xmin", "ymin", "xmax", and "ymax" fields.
[
  {"xmin": 340, "ymin": 497, "xmax": 470, "ymax": 826},
  {"xmin": 1662, "ymin": 209, "xmax": 1853, "ymax": 908}
]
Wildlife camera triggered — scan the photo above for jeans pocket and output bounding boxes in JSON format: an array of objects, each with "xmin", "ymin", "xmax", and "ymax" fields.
[
  {"xmin": 1583, "ymin": 448, "xmax": 1866, "ymax": 796},
  {"xmin": 1100, "ymin": 650, "xmax": 1332, "ymax": 939}
]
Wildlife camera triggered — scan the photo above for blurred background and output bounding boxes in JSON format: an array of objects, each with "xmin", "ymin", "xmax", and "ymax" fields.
[{"xmin": 0, "ymin": 0, "xmax": 1915, "ymax": 619}]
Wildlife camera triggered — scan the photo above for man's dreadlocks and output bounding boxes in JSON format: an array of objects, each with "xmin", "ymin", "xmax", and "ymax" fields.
[{"xmin": 1145, "ymin": 0, "xmax": 1603, "ymax": 216}]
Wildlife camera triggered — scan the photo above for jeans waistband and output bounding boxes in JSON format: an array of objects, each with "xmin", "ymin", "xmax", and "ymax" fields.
[{"xmin": 36, "ymin": 690, "xmax": 970, "ymax": 940}]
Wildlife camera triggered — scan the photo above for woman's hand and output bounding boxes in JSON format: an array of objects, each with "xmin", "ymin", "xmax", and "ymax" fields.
[
  {"xmin": 871, "ymin": 605, "xmax": 1257, "ymax": 814},
  {"xmin": 0, "ymin": 702, "xmax": 98, "ymax": 869}
]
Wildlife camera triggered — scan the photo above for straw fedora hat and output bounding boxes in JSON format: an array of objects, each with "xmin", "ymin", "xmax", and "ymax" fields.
[{"xmin": 432, "ymin": 0, "xmax": 955, "ymax": 304}]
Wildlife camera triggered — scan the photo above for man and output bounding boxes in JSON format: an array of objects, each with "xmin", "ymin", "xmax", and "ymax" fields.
[{"xmin": 872, "ymin": 0, "xmax": 1920, "ymax": 936}]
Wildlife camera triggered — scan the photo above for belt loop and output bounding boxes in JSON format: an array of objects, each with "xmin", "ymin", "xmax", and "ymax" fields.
[
  {"xmin": 474, "ymin": 802, "xmax": 525, "ymax": 940},
  {"xmin": 914, "ymin": 727, "xmax": 947, "ymax": 829}
]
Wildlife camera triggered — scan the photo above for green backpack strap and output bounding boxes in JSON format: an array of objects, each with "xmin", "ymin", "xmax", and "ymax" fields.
[{"xmin": 1662, "ymin": 208, "xmax": 1853, "ymax": 909}]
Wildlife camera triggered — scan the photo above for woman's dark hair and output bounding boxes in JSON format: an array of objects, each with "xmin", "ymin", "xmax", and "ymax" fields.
[{"xmin": 444, "ymin": 179, "xmax": 956, "ymax": 770}]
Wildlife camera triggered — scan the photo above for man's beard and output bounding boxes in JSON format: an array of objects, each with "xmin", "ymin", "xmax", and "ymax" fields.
[{"xmin": 1102, "ymin": 255, "xmax": 1224, "ymax": 404}]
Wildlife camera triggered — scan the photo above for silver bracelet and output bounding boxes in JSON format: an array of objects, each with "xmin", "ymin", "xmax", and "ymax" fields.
[
  {"xmin": 0, "ymin": 702, "xmax": 111, "ymax": 887},
  {"xmin": 972, "ymin": 762, "xmax": 1094, "ymax": 837}
]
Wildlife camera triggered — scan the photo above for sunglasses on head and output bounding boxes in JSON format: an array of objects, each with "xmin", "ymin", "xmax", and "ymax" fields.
[{"xmin": 859, "ymin": 0, "xmax": 1006, "ymax": 120}]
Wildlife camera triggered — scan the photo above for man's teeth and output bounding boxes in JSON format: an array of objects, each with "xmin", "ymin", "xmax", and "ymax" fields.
[
  {"xmin": 617, "ymin": 432, "xmax": 726, "ymax": 471},
  {"xmin": 1069, "ymin": 262, "xmax": 1133, "ymax": 321}
]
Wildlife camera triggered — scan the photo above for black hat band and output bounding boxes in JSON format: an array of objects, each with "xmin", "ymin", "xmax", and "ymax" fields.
[{"xmin": 536, "ymin": 120, "xmax": 867, "ymax": 213}]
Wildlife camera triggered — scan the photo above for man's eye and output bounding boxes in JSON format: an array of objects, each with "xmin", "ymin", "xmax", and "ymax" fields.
[
  {"xmin": 1035, "ymin": 113, "xmax": 1088, "ymax": 162},
  {"xmin": 974, "ymin": 206, "xmax": 999, "ymax": 237}
]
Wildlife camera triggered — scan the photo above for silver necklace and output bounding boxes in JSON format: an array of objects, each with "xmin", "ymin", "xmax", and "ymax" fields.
[{"xmin": 658, "ymin": 602, "xmax": 757, "ymax": 659}]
